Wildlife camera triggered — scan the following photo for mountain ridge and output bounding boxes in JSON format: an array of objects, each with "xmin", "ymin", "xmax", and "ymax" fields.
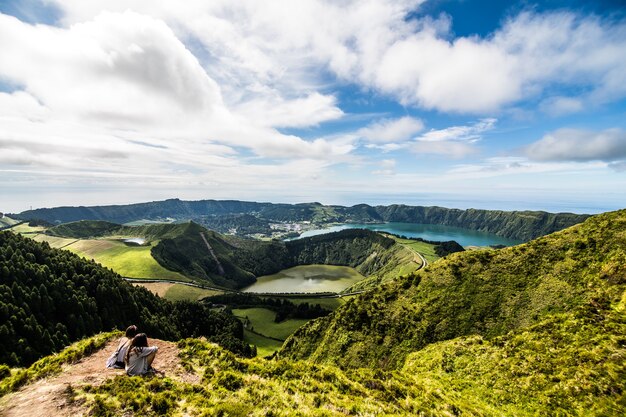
[{"xmin": 11, "ymin": 198, "xmax": 590, "ymax": 241}]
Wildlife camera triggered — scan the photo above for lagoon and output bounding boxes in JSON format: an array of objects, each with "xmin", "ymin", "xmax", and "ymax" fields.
[
  {"xmin": 297, "ymin": 222, "xmax": 521, "ymax": 247},
  {"xmin": 243, "ymin": 264, "xmax": 364, "ymax": 294}
]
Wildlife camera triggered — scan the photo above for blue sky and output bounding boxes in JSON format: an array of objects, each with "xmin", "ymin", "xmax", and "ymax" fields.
[{"xmin": 0, "ymin": 0, "xmax": 625, "ymax": 214}]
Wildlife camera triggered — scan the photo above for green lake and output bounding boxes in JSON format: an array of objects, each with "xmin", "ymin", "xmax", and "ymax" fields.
[{"xmin": 243, "ymin": 264, "xmax": 364, "ymax": 294}]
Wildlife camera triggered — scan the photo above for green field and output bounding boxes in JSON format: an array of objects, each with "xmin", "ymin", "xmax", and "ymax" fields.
[
  {"xmin": 65, "ymin": 239, "xmax": 190, "ymax": 281},
  {"xmin": 9, "ymin": 223, "xmax": 47, "ymax": 235},
  {"xmin": 242, "ymin": 329, "xmax": 283, "ymax": 357},
  {"xmin": 286, "ymin": 296, "xmax": 346, "ymax": 309},
  {"xmin": 164, "ymin": 284, "xmax": 221, "ymax": 301},
  {"xmin": 0, "ymin": 216, "xmax": 19, "ymax": 229},
  {"xmin": 232, "ymin": 308, "xmax": 309, "ymax": 341},
  {"xmin": 391, "ymin": 236, "xmax": 440, "ymax": 263},
  {"xmin": 135, "ymin": 282, "xmax": 221, "ymax": 301},
  {"xmin": 32, "ymin": 234, "xmax": 78, "ymax": 248}
]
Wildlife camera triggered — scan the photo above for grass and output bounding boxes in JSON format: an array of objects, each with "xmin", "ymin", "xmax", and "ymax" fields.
[
  {"xmin": 232, "ymin": 308, "xmax": 309, "ymax": 341},
  {"xmin": 164, "ymin": 284, "xmax": 221, "ymax": 301},
  {"xmin": 32, "ymin": 234, "xmax": 78, "ymax": 248},
  {"xmin": 66, "ymin": 239, "xmax": 190, "ymax": 281},
  {"xmin": 0, "ymin": 332, "xmax": 119, "ymax": 397},
  {"xmin": 135, "ymin": 283, "xmax": 221, "ymax": 301},
  {"xmin": 287, "ymin": 297, "xmax": 346, "ymax": 310},
  {"xmin": 8, "ymin": 223, "xmax": 47, "ymax": 235},
  {"xmin": 391, "ymin": 236, "xmax": 440, "ymax": 263},
  {"xmin": 242, "ymin": 330, "xmax": 283, "ymax": 357},
  {"xmin": 0, "ymin": 216, "xmax": 19, "ymax": 228}
]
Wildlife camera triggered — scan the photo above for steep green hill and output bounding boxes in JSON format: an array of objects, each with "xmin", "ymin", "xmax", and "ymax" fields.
[
  {"xmin": 280, "ymin": 209, "xmax": 626, "ymax": 371},
  {"xmin": 0, "ymin": 231, "xmax": 253, "ymax": 366},
  {"xmin": 13, "ymin": 198, "xmax": 588, "ymax": 241},
  {"xmin": 152, "ymin": 227, "xmax": 418, "ymax": 290}
]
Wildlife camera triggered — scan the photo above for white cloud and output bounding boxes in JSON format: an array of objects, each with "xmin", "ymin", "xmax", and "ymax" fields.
[
  {"xmin": 409, "ymin": 118, "xmax": 496, "ymax": 158},
  {"xmin": 358, "ymin": 116, "xmax": 424, "ymax": 143},
  {"xmin": 539, "ymin": 96, "xmax": 584, "ymax": 116},
  {"xmin": 525, "ymin": 128, "xmax": 626, "ymax": 162},
  {"xmin": 371, "ymin": 158, "xmax": 396, "ymax": 175},
  {"xmin": 0, "ymin": 10, "xmax": 354, "ymax": 173},
  {"xmin": 234, "ymin": 92, "xmax": 343, "ymax": 128},
  {"xmin": 412, "ymin": 141, "xmax": 477, "ymax": 159},
  {"xmin": 47, "ymin": 1, "xmax": 626, "ymax": 114},
  {"xmin": 417, "ymin": 118, "xmax": 496, "ymax": 142}
]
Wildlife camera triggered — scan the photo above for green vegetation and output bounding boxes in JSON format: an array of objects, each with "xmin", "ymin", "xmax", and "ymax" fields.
[
  {"xmin": 152, "ymin": 226, "xmax": 420, "ymax": 290},
  {"xmin": 0, "ymin": 231, "xmax": 252, "ymax": 366},
  {"xmin": 280, "ymin": 209, "xmax": 626, "ymax": 371},
  {"xmin": 0, "ymin": 331, "xmax": 118, "ymax": 396},
  {"xmin": 47, "ymin": 220, "xmax": 122, "ymax": 238},
  {"xmin": 163, "ymin": 284, "xmax": 221, "ymax": 302},
  {"xmin": 232, "ymin": 308, "xmax": 309, "ymax": 340},
  {"xmin": 0, "ymin": 216, "xmax": 19, "ymax": 229},
  {"xmin": 4, "ymin": 209, "xmax": 625, "ymax": 415},
  {"xmin": 7, "ymin": 223, "xmax": 46, "ymax": 235},
  {"xmin": 14, "ymin": 198, "xmax": 589, "ymax": 241},
  {"xmin": 72, "ymin": 322, "xmax": 624, "ymax": 416},
  {"xmin": 241, "ymin": 329, "xmax": 283, "ymax": 357},
  {"xmin": 67, "ymin": 239, "xmax": 190, "ymax": 281},
  {"xmin": 391, "ymin": 235, "xmax": 440, "ymax": 263}
]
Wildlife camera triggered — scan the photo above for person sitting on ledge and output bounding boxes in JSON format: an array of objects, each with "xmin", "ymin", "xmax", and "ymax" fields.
[
  {"xmin": 105, "ymin": 325, "xmax": 138, "ymax": 369},
  {"xmin": 124, "ymin": 333, "xmax": 159, "ymax": 376}
]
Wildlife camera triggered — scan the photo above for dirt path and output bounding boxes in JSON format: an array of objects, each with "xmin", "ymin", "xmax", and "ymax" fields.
[{"xmin": 0, "ymin": 338, "xmax": 197, "ymax": 417}]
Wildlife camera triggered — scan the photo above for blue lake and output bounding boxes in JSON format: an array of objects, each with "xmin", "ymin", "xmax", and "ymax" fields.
[{"xmin": 296, "ymin": 223, "xmax": 522, "ymax": 247}]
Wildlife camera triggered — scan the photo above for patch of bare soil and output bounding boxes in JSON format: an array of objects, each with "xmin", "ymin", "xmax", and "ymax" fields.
[{"xmin": 0, "ymin": 338, "xmax": 198, "ymax": 417}]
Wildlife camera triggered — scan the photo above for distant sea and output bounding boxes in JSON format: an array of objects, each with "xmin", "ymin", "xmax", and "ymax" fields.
[{"xmin": 328, "ymin": 193, "xmax": 622, "ymax": 215}]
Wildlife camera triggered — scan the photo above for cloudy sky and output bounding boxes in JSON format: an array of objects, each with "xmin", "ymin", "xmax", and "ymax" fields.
[{"xmin": 1, "ymin": 0, "xmax": 625, "ymax": 213}]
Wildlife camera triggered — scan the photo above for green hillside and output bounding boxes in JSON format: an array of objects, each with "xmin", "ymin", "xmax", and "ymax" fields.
[
  {"xmin": 0, "ymin": 216, "xmax": 20, "ymax": 229},
  {"xmin": 280, "ymin": 209, "xmax": 626, "ymax": 371},
  {"xmin": 1, "ymin": 210, "xmax": 624, "ymax": 416}
]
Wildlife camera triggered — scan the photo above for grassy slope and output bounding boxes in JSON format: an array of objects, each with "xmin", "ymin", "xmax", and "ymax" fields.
[
  {"xmin": 67, "ymin": 320, "xmax": 624, "ymax": 416},
  {"xmin": 280, "ymin": 209, "xmax": 626, "ymax": 371},
  {"xmin": 163, "ymin": 284, "xmax": 221, "ymax": 301},
  {"xmin": 392, "ymin": 236, "xmax": 440, "ymax": 263},
  {"xmin": 0, "ymin": 217, "xmax": 19, "ymax": 229},
  {"xmin": 241, "ymin": 329, "xmax": 283, "ymax": 357},
  {"xmin": 232, "ymin": 308, "xmax": 309, "ymax": 340},
  {"xmin": 32, "ymin": 234, "xmax": 78, "ymax": 248},
  {"xmin": 66, "ymin": 239, "xmax": 190, "ymax": 281}
]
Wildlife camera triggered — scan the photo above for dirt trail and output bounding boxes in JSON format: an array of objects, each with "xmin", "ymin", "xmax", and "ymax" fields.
[{"xmin": 0, "ymin": 338, "xmax": 197, "ymax": 417}]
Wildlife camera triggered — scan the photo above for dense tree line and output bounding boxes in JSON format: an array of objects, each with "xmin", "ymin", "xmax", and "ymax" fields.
[
  {"xmin": 203, "ymin": 293, "xmax": 331, "ymax": 322},
  {"xmin": 0, "ymin": 231, "xmax": 253, "ymax": 366}
]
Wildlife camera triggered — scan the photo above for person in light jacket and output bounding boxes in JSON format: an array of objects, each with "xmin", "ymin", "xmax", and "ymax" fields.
[
  {"xmin": 105, "ymin": 325, "xmax": 138, "ymax": 369},
  {"xmin": 124, "ymin": 333, "xmax": 158, "ymax": 376}
]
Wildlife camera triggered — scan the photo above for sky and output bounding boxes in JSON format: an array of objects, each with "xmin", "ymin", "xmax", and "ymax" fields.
[{"xmin": 1, "ymin": 0, "xmax": 625, "ymax": 214}]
